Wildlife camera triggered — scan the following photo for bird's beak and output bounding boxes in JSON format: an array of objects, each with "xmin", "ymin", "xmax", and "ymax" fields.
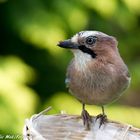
[{"xmin": 57, "ymin": 39, "xmax": 78, "ymax": 49}]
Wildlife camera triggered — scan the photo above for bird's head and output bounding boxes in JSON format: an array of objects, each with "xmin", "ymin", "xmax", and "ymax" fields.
[{"xmin": 57, "ymin": 31, "xmax": 118, "ymax": 59}]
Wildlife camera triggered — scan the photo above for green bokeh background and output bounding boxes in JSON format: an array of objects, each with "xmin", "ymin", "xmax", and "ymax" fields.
[{"xmin": 0, "ymin": 0, "xmax": 140, "ymax": 135}]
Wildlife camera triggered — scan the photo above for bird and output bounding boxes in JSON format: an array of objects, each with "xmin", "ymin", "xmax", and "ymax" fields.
[{"xmin": 57, "ymin": 31, "xmax": 131, "ymax": 130}]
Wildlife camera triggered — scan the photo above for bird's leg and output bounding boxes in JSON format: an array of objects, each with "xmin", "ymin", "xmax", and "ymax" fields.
[
  {"xmin": 96, "ymin": 106, "xmax": 107, "ymax": 128},
  {"xmin": 81, "ymin": 103, "xmax": 92, "ymax": 130}
]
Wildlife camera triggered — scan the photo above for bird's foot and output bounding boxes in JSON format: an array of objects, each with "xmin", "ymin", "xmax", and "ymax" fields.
[
  {"xmin": 81, "ymin": 109, "xmax": 92, "ymax": 130},
  {"xmin": 95, "ymin": 114, "xmax": 107, "ymax": 128}
]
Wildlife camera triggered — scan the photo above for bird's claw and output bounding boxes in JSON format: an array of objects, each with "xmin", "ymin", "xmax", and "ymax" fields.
[
  {"xmin": 95, "ymin": 114, "xmax": 107, "ymax": 128},
  {"xmin": 81, "ymin": 109, "xmax": 92, "ymax": 130}
]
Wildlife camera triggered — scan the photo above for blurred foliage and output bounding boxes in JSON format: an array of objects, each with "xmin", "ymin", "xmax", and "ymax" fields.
[{"xmin": 0, "ymin": 0, "xmax": 140, "ymax": 135}]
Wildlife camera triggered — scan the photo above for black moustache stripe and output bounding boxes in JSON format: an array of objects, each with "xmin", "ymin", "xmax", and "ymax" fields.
[{"xmin": 78, "ymin": 45, "xmax": 97, "ymax": 58}]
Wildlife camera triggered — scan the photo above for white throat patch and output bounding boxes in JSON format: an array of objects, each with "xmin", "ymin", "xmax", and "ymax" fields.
[{"xmin": 72, "ymin": 50, "xmax": 92, "ymax": 71}]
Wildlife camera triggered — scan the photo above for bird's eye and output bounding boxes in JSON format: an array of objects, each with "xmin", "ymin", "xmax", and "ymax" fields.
[{"xmin": 86, "ymin": 36, "xmax": 97, "ymax": 45}]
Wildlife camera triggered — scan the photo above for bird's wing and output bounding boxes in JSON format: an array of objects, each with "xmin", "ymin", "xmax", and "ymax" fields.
[{"xmin": 65, "ymin": 78, "xmax": 70, "ymax": 88}]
